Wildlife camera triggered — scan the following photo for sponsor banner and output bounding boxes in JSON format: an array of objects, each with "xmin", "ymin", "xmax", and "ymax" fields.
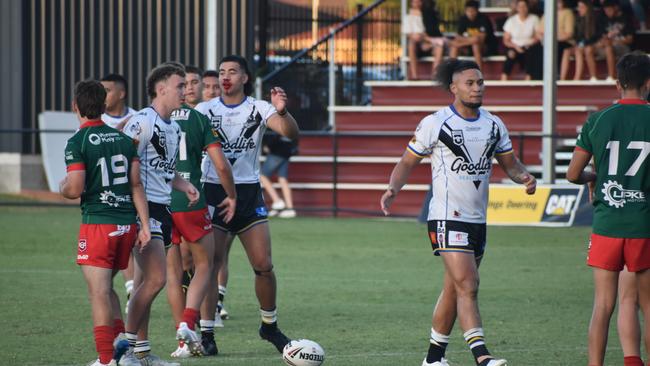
[{"xmin": 487, "ymin": 184, "xmax": 583, "ymax": 226}]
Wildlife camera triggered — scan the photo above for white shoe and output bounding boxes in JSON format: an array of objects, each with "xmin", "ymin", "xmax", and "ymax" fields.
[
  {"xmin": 138, "ymin": 353, "xmax": 180, "ymax": 366},
  {"xmin": 219, "ymin": 304, "xmax": 229, "ymax": 320},
  {"xmin": 605, "ymin": 76, "xmax": 615, "ymax": 82},
  {"xmin": 175, "ymin": 322, "xmax": 202, "ymax": 356},
  {"xmin": 421, "ymin": 357, "xmax": 450, "ymax": 366},
  {"xmin": 170, "ymin": 343, "xmax": 192, "ymax": 358},
  {"xmin": 485, "ymin": 359, "xmax": 507, "ymax": 366},
  {"xmin": 213, "ymin": 315, "xmax": 224, "ymax": 328},
  {"xmin": 278, "ymin": 209, "xmax": 296, "ymax": 218},
  {"xmin": 87, "ymin": 359, "xmax": 117, "ymax": 366},
  {"xmin": 589, "ymin": 76, "xmax": 598, "ymax": 81},
  {"xmin": 117, "ymin": 350, "xmax": 141, "ymax": 366},
  {"xmin": 271, "ymin": 200, "xmax": 286, "ymax": 210},
  {"xmin": 268, "ymin": 209, "xmax": 279, "ymax": 217}
]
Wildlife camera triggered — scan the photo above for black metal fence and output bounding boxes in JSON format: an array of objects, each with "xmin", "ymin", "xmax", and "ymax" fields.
[{"xmin": 258, "ymin": 1, "xmax": 402, "ymax": 131}]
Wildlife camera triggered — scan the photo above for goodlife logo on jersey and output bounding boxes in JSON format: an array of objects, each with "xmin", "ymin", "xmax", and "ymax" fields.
[
  {"xmin": 441, "ymin": 122, "xmax": 500, "ymax": 188},
  {"xmin": 210, "ymin": 107, "xmax": 263, "ymax": 166},
  {"xmin": 149, "ymin": 124, "xmax": 177, "ymax": 174}
]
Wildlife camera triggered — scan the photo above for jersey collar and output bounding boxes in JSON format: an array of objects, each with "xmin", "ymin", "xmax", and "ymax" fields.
[
  {"xmin": 617, "ymin": 99, "xmax": 649, "ymax": 105},
  {"xmin": 449, "ymin": 104, "xmax": 480, "ymax": 122},
  {"xmin": 79, "ymin": 120, "xmax": 105, "ymax": 129},
  {"xmin": 220, "ymin": 96, "xmax": 247, "ymax": 109}
]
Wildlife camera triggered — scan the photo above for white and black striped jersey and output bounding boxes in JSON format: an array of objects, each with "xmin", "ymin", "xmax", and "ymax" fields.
[
  {"xmin": 123, "ymin": 107, "xmax": 181, "ymax": 205},
  {"xmin": 102, "ymin": 107, "xmax": 137, "ymax": 129},
  {"xmin": 408, "ymin": 105, "xmax": 513, "ymax": 223},
  {"xmin": 195, "ymin": 96, "xmax": 277, "ymax": 184}
]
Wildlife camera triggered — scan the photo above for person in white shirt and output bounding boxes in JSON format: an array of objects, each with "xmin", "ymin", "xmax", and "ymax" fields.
[
  {"xmin": 195, "ymin": 55, "xmax": 299, "ymax": 354},
  {"xmin": 500, "ymin": 0, "xmax": 541, "ymax": 80},
  {"xmin": 381, "ymin": 59, "xmax": 536, "ymax": 366},
  {"xmin": 403, "ymin": 0, "xmax": 447, "ymax": 79},
  {"xmin": 101, "ymin": 74, "xmax": 137, "ymax": 130}
]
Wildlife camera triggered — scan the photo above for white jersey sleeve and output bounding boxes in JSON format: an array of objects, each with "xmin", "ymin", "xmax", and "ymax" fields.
[
  {"xmin": 493, "ymin": 114, "xmax": 513, "ymax": 155},
  {"xmin": 407, "ymin": 114, "xmax": 443, "ymax": 157},
  {"xmin": 123, "ymin": 111, "xmax": 153, "ymax": 156}
]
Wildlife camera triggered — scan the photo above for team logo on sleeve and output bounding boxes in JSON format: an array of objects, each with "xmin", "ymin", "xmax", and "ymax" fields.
[{"xmin": 129, "ymin": 121, "xmax": 142, "ymax": 135}]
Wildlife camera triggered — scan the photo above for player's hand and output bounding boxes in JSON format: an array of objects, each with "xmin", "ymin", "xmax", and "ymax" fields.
[
  {"xmin": 135, "ymin": 226, "xmax": 151, "ymax": 252},
  {"xmin": 270, "ymin": 87, "xmax": 288, "ymax": 115},
  {"xmin": 522, "ymin": 173, "xmax": 536, "ymax": 195},
  {"xmin": 218, "ymin": 197, "xmax": 236, "ymax": 224},
  {"xmin": 588, "ymin": 180, "xmax": 595, "ymax": 203},
  {"xmin": 380, "ymin": 188, "xmax": 397, "ymax": 216},
  {"xmin": 185, "ymin": 184, "xmax": 200, "ymax": 207}
]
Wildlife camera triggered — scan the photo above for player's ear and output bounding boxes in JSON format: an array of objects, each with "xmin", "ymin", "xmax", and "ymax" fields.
[
  {"xmin": 72, "ymin": 100, "xmax": 78, "ymax": 114},
  {"xmin": 449, "ymin": 81, "xmax": 457, "ymax": 95}
]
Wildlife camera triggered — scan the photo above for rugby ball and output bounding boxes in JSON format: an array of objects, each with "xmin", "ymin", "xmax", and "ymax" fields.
[{"xmin": 282, "ymin": 339, "xmax": 325, "ymax": 366}]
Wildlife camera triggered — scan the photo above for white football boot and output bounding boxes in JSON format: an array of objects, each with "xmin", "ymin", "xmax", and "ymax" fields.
[
  {"xmin": 213, "ymin": 314, "xmax": 224, "ymax": 328},
  {"xmin": 219, "ymin": 303, "xmax": 229, "ymax": 320},
  {"xmin": 421, "ymin": 357, "xmax": 450, "ymax": 366},
  {"xmin": 87, "ymin": 359, "xmax": 116, "ymax": 366},
  {"xmin": 170, "ymin": 342, "xmax": 192, "ymax": 358},
  {"xmin": 137, "ymin": 353, "xmax": 180, "ymax": 366},
  {"xmin": 175, "ymin": 322, "xmax": 203, "ymax": 356},
  {"xmin": 484, "ymin": 359, "xmax": 507, "ymax": 366},
  {"xmin": 116, "ymin": 349, "xmax": 140, "ymax": 366}
]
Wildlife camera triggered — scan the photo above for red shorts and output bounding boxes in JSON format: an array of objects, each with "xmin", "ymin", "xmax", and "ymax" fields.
[
  {"xmin": 587, "ymin": 233, "xmax": 650, "ymax": 272},
  {"xmin": 77, "ymin": 223, "xmax": 136, "ymax": 270},
  {"xmin": 171, "ymin": 208, "xmax": 213, "ymax": 245}
]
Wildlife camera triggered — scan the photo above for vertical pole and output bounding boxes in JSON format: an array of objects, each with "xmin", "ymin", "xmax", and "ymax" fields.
[
  {"xmin": 328, "ymin": 31, "xmax": 336, "ymax": 130},
  {"xmin": 355, "ymin": 3, "xmax": 363, "ymax": 105},
  {"xmin": 258, "ymin": 0, "xmax": 268, "ymax": 70},
  {"xmin": 255, "ymin": 77, "xmax": 262, "ymax": 100},
  {"xmin": 332, "ymin": 131, "xmax": 339, "ymax": 217},
  {"xmin": 542, "ymin": 0, "xmax": 557, "ymax": 184},
  {"xmin": 206, "ymin": 0, "xmax": 217, "ymax": 70},
  {"xmin": 400, "ymin": 0, "xmax": 407, "ymax": 79}
]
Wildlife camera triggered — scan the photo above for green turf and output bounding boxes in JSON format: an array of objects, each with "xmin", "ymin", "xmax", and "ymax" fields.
[{"xmin": 0, "ymin": 206, "xmax": 628, "ymax": 365}]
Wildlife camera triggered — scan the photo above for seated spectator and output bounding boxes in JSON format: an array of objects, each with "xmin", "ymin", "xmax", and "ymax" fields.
[
  {"xmin": 533, "ymin": 0, "xmax": 576, "ymax": 79},
  {"xmin": 564, "ymin": 0, "xmax": 601, "ymax": 80},
  {"xmin": 501, "ymin": 0, "xmax": 541, "ymax": 80},
  {"xmin": 448, "ymin": 0, "xmax": 498, "ymax": 70},
  {"xmin": 596, "ymin": 0, "xmax": 635, "ymax": 80},
  {"xmin": 403, "ymin": 0, "xmax": 447, "ymax": 79}
]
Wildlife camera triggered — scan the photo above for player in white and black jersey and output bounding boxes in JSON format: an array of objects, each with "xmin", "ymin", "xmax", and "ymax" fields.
[
  {"xmin": 101, "ymin": 74, "xmax": 137, "ymax": 131},
  {"xmin": 381, "ymin": 59, "xmax": 536, "ymax": 366},
  {"xmin": 120, "ymin": 64, "xmax": 199, "ymax": 366},
  {"xmin": 195, "ymin": 55, "xmax": 299, "ymax": 353}
]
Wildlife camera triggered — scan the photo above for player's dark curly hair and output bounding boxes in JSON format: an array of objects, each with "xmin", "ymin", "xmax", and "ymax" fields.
[
  {"xmin": 616, "ymin": 51, "xmax": 650, "ymax": 91},
  {"xmin": 219, "ymin": 55, "xmax": 253, "ymax": 96},
  {"xmin": 74, "ymin": 79, "xmax": 106, "ymax": 119},
  {"xmin": 146, "ymin": 63, "xmax": 185, "ymax": 99},
  {"xmin": 435, "ymin": 59, "xmax": 480, "ymax": 91}
]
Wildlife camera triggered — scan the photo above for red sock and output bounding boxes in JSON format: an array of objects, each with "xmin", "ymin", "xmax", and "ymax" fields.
[
  {"xmin": 624, "ymin": 356, "xmax": 643, "ymax": 366},
  {"xmin": 182, "ymin": 308, "xmax": 199, "ymax": 330},
  {"xmin": 113, "ymin": 319, "xmax": 125, "ymax": 338},
  {"xmin": 93, "ymin": 325, "xmax": 114, "ymax": 364}
]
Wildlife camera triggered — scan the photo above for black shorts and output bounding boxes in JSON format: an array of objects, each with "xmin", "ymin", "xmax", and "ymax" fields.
[
  {"xmin": 204, "ymin": 182, "xmax": 268, "ymax": 234},
  {"xmin": 427, "ymin": 220, "xmax": 486, "ymax": 258},
  {"xmin": 143, "ymin": 201, "xmax": 173, "ymax": 248}
]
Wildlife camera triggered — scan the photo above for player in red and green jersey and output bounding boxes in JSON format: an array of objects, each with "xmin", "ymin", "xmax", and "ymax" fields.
[
  {"xmin": 60, "ymin": 80, "xmax": 151, "ymax": 366},
  {"xmin": 568, "ymin": 51, "xmax": 650, "ymax": 366},
  {"xmin": 166, "ymin": 65, "xmax": 237, "ymax": 358}
]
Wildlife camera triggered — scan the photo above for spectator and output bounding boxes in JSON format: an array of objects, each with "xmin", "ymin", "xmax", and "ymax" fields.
[
  {"xmin": 449, "ymin": 0, "xmax": 498, "ymax": 70},
  {"xmin": 534, "ymin": 0, "xmax": 576, "ymax": 80},
  {"xmin": 403, "ymin": 0, "xmax": 447, "ymax": 79},
  {"xmin": 260, "ymin": 133, "xmax": 298, "ymax": 218},
  {"xmin": 565, "ymin": 0, "xmax": 601, "ymax": 80},
  {"xmin": 501, "ymin": 0, "xmax": 541, "ymax": 80},
  {"xmin": 596, "ymin": 0, "xmax": 635, "ymax": 81}
]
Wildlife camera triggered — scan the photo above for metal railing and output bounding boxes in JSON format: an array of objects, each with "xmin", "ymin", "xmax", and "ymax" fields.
[{"xmin": 0, "ymin": 128, "xmax": 578, "ymax": 217}]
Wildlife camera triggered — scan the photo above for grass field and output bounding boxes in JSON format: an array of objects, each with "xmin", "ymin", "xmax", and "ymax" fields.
[{"xmin": 0, "ymin": 204, "xmax": 629, "ymax": 366}]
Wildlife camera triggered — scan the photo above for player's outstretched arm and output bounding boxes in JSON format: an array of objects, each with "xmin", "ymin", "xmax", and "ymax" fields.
[
  {"xmin": 380, "ymin": 151, "xmax": 423, "ymax": 216},
  {"xmin": 495, "ymin": 152, "xmax": 537, "ymax": 194},
  {"xmin": 566, "ymin": 148, "xmax": 597, "ymax": 185},
  {"xmin": 59, "ymin": 171, "xmax": 85, "ymax": 199},
  {"xmin": 172, "ymin": 173, "xmax": 200, "ymax": 207},
  {"xmin": 129, "ymin": 160, "xmax": 151, "ymax": 249},
  {"xmin": 206, "ymin": 145, "xmax": 237, "ymax": 223},
  {"xmin": 267, "ymin": 87, "xmax": 299, "ymax": 140}
]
